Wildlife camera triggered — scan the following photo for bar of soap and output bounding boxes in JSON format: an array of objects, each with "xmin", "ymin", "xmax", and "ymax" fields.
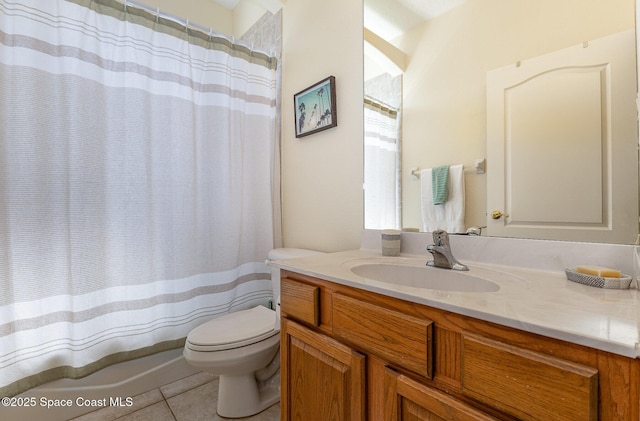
[{"xmin": 575, "ymin": 265, "xmax": 621, "ymax": 278}]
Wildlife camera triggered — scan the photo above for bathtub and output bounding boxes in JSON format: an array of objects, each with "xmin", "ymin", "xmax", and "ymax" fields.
[{"xmin": 1, "ymin": 348, "xmax": 200, "ymax": 421}]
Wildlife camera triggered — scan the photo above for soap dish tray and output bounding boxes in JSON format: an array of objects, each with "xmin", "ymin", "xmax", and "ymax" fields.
[{"xmin": 565, "ymin": 268, "xmax": 632, "ymax": 290}]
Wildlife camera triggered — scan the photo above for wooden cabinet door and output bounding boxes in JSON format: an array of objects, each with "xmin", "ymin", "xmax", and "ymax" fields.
[
  {"xmin": 281, "ymin": 318, "xmax": 366, "ymax": 421},
  {"xmin": 384, "ymin": 368, "xmax": 499, "ymax": 421}
]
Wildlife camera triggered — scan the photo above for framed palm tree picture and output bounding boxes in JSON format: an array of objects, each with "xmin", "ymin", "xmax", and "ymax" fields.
[{"xmin": 294, "ymin": 76, "xmax": 337, "ymax": 138}]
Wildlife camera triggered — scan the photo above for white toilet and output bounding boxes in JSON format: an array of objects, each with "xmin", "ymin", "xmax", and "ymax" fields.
[{"xmin": 183, "ymin": 248, "xmax": 323, "ymax": 418}]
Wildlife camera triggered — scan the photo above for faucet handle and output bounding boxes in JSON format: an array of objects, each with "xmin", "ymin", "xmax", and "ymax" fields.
[{"xmin": 431, "ymin": 230, "xmax": 450, "ymax": 247}]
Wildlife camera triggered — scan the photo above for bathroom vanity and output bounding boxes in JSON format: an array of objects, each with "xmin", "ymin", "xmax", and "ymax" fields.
[{"xmin": 275, "ymin": 249, "xmax": 640, "ymax": 420}]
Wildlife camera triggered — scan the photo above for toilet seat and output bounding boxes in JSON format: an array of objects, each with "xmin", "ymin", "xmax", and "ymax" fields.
[{"xmin": 186, "ymin": 305, "xmax": 277, "ymax": 352}]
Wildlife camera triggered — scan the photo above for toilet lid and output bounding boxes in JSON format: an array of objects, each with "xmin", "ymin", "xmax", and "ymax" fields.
[{"xmin": 186, "ymin": 305, "xmax": 277, "ymax": 351}]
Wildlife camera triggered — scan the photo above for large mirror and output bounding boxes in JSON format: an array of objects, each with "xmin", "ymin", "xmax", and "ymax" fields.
[{"xmin": 363, "ymin": 0, "xmax": 639, "ymax": 244}]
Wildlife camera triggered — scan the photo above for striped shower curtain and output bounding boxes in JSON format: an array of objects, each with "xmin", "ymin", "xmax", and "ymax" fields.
[{"xmin": 0, "ymin": 0, "xmax": 279, "ymax": 396}]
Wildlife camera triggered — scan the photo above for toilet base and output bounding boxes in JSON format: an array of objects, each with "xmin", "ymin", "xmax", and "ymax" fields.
[{"xmin": 217, "ymin": 372, "xmax": 280, "ymax": 418}]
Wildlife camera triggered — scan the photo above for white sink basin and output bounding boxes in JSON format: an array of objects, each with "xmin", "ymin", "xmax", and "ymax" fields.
[{"xmin": 350, "ymin": 263, "xmax": 500, "ymax": 292}]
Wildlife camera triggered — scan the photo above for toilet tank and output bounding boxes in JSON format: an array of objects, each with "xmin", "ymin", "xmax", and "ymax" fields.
[{"xmin": 266, "ymin": 248, "xmax": 325, "ymax": 301}]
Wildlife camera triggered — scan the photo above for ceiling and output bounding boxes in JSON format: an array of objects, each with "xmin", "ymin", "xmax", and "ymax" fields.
[
  {"xmin": 210, "ymin": 0, "xmax": 465, "ymax": 42},
  {"xmin": 364, "ymin": 0, "xmax": 466, "ymax": 40}
]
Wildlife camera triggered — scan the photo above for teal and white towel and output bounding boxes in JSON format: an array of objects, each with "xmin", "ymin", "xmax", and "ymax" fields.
[
  {"xmin": 420, "ymin": 164, "xmax": 465, "ymax": 233},
  {"xmin": 431, "ymin": 165, "xmax": 450, "ymax": 205}
]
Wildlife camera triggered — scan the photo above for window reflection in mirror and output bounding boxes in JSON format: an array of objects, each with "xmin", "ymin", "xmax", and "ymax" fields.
[{"xmin": 364, "ymin": 75, "xmax": 402, "ymax": 230}]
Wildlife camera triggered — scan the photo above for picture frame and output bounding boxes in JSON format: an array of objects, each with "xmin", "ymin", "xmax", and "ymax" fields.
[{"xmin": 294, "ymin": 76, "xmax": 337, "ymax": 138}]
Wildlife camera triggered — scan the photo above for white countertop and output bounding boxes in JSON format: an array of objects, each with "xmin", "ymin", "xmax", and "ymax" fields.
[{"xmin": 272, "ymin": 249, "xmax": 640, "ymax": 358}]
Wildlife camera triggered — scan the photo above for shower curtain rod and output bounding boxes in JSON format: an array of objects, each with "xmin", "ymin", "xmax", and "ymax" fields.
[
  {"xmin": 123, "ymin": 0, "xmax": 276, "ymax": 57},
  {"xmin": 364, "ymin": 95, "xmax": 399, "ymax": 113}
]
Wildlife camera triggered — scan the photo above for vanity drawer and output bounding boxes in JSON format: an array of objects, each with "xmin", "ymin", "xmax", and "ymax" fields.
[
  {"xmin": 332, "ymin": 293, "xmax": 433, "ymax": 378},
  {"xmin": 461, "ymin": 332, "xmax": 598, "ymax": 421},
  {"xmin": 280, "ymin": 277, "xmax": 320, "ymax": 326}
]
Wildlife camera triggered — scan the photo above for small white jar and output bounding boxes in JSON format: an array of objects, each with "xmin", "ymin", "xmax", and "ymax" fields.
[{"xmin": 381, "ymin": 229, "xmax": 401, "ymax": 256}]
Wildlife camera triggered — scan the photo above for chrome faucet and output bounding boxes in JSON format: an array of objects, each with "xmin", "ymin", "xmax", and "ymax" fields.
[
  {"xmin": 426, "ymin": 230, "xmax": 469, "ymax": 271},
  {"xmin": 465, "ymin": 226, "xmax": 486, "ymax": 236}
]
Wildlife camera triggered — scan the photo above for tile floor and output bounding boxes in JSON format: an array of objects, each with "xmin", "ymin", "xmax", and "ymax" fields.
[{"xmin": 70, "ymin": 372, "xmax": 280, "ymax": 421}]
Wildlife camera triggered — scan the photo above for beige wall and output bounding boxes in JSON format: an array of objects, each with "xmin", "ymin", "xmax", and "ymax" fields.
[
  {"xmin": 124, "ymin": 0, "xmax": 273, "ymax": 38},
  {"xmin": 124, "ymin": 0, "xmax": 233, "ymax": 34},
  {"xmin": 280, "ymin": 0, "xmax": 364, "ymax": 252},
  {"xmin": 233, "ymin": 1, "xmax": 268, "ymax": 38},
  {"xmin": 398, "ymin": 0, "xmax": 635, "ymax": 231}
]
